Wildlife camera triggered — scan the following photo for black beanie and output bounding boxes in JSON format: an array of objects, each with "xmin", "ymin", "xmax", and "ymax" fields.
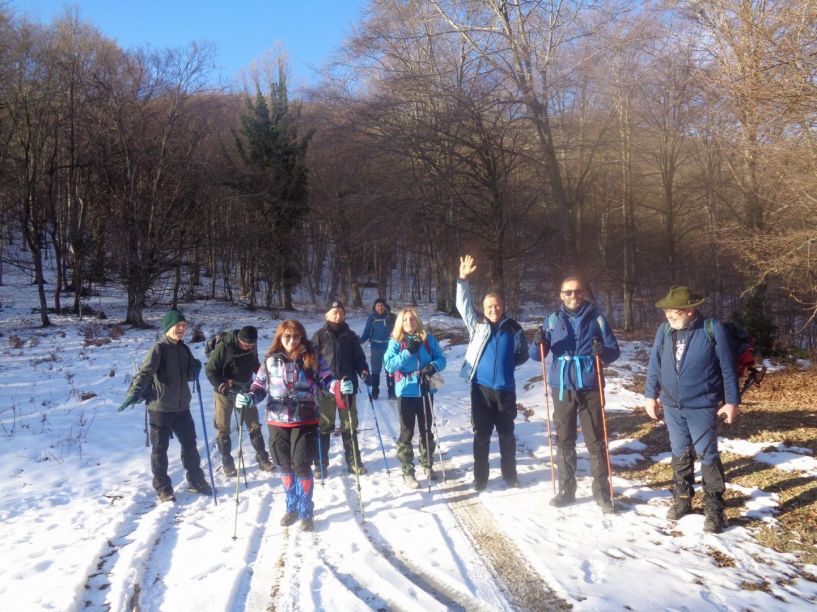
[{"xmin": 237, "ymin": 326, "xmax": 258, "ymax": 344}]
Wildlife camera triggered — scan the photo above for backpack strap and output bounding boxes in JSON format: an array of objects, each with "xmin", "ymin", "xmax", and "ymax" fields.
[{"xmin": 703, "ymin": 319, "xmax": 716, "ymax": 345}]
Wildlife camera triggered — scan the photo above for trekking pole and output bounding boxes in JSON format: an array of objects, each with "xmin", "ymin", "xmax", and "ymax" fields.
[
  {"xmin": 343, "ymin": 379, "xmax": 365, "ymax": 522},
  {"xmin": 420, "ymin": 379, "xmax": 435, "ymax": 493},
  {"xmin": 593, "ymin": 339, "xmax": 615, "ymax": 503},
  {"xmin": 364, "ymin": 380, "xmax": 391, "ymax": 476},
  {"xmin": 144, "ymin": 405, "xmax": 149, "ymax": 448},
  {"xmin": 539, "ymin": 344, "xmax": 556, "ymax": 495},
  {"xmin": 316, "ymin": 430, "xmax": 325, "ymax": 487},
  {"xmin": 232, "ymin": 404, "xmax": 246, "ymax": 540},
  {"xmin": 426, "ymin": 390, "xmax": 447, "ymax": 482},
  {"xmin": 194, "ymin": 377, "xmax": 217, "ymax": 505},
  {"xmin": 232, "ymin": 409, "xmax": 248, "ymax": 486}
]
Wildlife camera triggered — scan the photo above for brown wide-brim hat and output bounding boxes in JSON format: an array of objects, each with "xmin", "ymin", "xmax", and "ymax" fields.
[{"xmin": 655, "ymin": 286, "xmax": 705, "ymax": 309}]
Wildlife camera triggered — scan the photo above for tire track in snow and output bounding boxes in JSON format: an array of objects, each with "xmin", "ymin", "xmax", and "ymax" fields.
[
  {"xmin": 74, "ymin": 487, "xmax": 188, "ymax": 611},
  {"xmin": 441, "ymin": 466, "xmax": 573, "ymax": 611}
]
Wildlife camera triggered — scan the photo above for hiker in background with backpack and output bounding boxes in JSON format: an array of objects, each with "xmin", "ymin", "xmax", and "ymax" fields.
[
  {"xmin": 456, "ymin": 255, "xmax": 529, "ymax": 492},
  {"xmin": 118, "ymin": 309, "xmax": 212, "ymax": 502},
  {"xmin": 205, "ymin": 325, "xmax": 273, "ymax": 477},
  {"xmin": 645, "ymin": 287, "xmax": 740, "ymax": 534},
  {"xmin": 383, "ymin": 308, "xmax": 447, "ymax": 488},
  {"xmin": 360, "ymin": 298, "xmax": 397, "ymax": 400},
  {"xmin": 311, "ymin": 301, "xmax": 371, "ymax": 475},
  {"xmin": 530, "ymin": 275, "xmax": 620, "ymax": 513}
]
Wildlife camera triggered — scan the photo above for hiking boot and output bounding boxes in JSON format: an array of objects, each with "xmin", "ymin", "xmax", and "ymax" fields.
[
  {"xmin": 348, "ymin": 464, "xmax": 369, "ymax": 476},
  {"xmin": 666, "ymin": 497, "xmax": 693, "ymax": 521},
  {"xmin": 403, "ymin": 473, "xmax": 420, "ymax": 489},
  {"xmin": 595, "ymin": 495, "xmax": 616, "ymax": 514},
  {"xmin": 504, "ymin": 477, "xmax": 521, "ymax": 489},
  {"xmin": 387, "ymin": 391, "xmax": 397, "ymax": 400},
  {"xmin": 422, "ymin": 467, "xmax": 439, "ymax": 481},
  {"xmin": 300, "ymin": 517, "xmax": 315, "ymax": 532},
  {"xmin": 188, "ymin": 480, "xmax": 213, "ymax": 496},
  {"xmin": 550, "ymin": 491, "xmax": 575, "ymax": 508},
  {"xmin": 257, "ymin": 454, "xmax": 274, "ymax": 472},
  {"xmin": 280, "ymin": 511, "xmax": 298, "ymax": 527},
  {"xmin": 473, "ymin": 479, "xmax": 488, "ymax": 492},
  {"xmin": 371, "ymin": 388, "xmax": 379, "ymax": 400},
  {"xmin": 223, "ymin": 455, "xmax": 237, "ymax": 478},
  {"xmin": 704, "ymin": 505, "xmax": 728, "ymax": 534},
  {"xmin": 157, "ymin": 488, "xmax": 176, "ymax": 503}
]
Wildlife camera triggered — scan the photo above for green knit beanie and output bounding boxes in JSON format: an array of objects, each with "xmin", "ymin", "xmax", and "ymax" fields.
[{"xmin": 162, "ymin": 309, "xmax": 186, "ymax": 333}]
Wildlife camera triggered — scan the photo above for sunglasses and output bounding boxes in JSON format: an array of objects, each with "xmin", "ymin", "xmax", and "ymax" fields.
[
  {"xmin": 282, "ymin": 334, "xmax": 301, "ymax": 342},
  {"xmin": 561, "ymin": 289, "xmax": 583, "ymax": 296}
]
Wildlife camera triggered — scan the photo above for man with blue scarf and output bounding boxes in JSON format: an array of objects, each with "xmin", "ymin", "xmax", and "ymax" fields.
[{"xmin": 530, "ymin": 276, "xmax": 620, "ymax": 513}]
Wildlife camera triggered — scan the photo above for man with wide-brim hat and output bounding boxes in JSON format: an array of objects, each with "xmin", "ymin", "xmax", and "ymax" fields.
[{"xmin": 644, "ymin": 286, "xmax": 740, "ymax": 534}]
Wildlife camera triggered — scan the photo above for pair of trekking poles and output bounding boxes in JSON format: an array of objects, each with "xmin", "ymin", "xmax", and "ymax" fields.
[
  {"xmin": 193, "ymin": 376, "xmax": 253, "ymax": 541},
  {"xmin": 539, "ymin": 339, "xmax": 614, "ymax": 504},
  {"xmin": 318, "ymin": 372, "xmax": 447, "ymax": 522}
]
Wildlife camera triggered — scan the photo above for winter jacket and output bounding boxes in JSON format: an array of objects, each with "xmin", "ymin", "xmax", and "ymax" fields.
[
  {"xmin": 361, "ymin": 310, "xmax": 397, "ymax": 349},
  {"xmin": 645, "ymin": 315, "xmax": 740, "ymax": 409},
  {"xmin": 383, "ymin": 333, "xmax": 447, "ymax": 397},
  {"xmin": 128, "ymin": 336, "xmax": 196, "ymax": 413},
  {"xmin": 204, "ymin": 329, "xmax": 260, "ymax": 391},
  {"xmin": 456, "ymin": 279, "xmax": 529, "ymax": 391},
  {"xmin": 248, "ymin": 350, "xmax": 336, "ymax": 427},
  {"xmin": 529, "ymin": 302, "xmax": 620, "ymax": 396},
  {"xmin": 311, "ymin": 323, "xmax": 369, "ymax": 392}
]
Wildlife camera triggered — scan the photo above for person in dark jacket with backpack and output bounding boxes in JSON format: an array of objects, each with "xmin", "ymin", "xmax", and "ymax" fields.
[
  {"xmin": 456, "ymin": 255, "xmax": 529, "ymax": 491},
  {"xmin": 118, "ymin": 309, "xmax": 212, "ymax": 503},
  {"xmin": 383, "ymin": 308, "xmax": 447, "ymax": 488},
  {"xmin": 205, "ymin": 326, "xmax": 273, "ymax": 477},
  {"xmin": 311, "ymin": 301, "xmax": 370, "ymax": 475},
  {"xmin": 360, "ymin": 298, "xmax": 397, "ymax": 400},
  {"xmin": 645, "ymin": 286, "xmax": 740, "ymax": 534},
  {"xmin": 530, "ymin": 275, "xmax": 620, "ymax": 513}
]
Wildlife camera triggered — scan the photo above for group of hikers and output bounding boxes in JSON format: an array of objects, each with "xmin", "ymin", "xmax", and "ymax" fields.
[{"xmin": 119, "ymin": 254, "xmax": 744, "ymax": 535}]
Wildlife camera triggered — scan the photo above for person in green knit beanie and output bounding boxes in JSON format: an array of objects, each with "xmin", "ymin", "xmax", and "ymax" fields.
[{"xmin": 118, "ymin": 309, "xmax": 212, "ymax": 502}]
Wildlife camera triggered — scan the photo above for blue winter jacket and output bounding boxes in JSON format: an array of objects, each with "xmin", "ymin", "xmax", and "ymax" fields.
[
  {"xmin": 456, "ymin": 279, "xmax": 529, "ymax": 391},
  {"xmin": 361, "ymin": 310, "xmax": 396, "ymax": 349},
  {"xmin": 529, "ymin": 301, "xmax": 620, "ymax": 393},
  {"xmin": 645, "ymin": 315, "xmax": 740, "ymax": 409},
  {"xmin": 383, "ymin": 334, "xmax": 447, "ymax": 397}
]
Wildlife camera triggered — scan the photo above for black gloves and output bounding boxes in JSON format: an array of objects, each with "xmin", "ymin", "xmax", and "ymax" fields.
[
  {"xmin": 592, "ymin": 337, "xmax": 604, "ymax": 356},
  {"xmin": 405, "ymin": 339, "xmax": 421, "ymax": 354},
  {"xmin": 532, "ymin": 329, "xmax": 544, "ymax": 345},
  {"xmin": 420, "ymin": 364, "xmax": 436, "ymax": 378}
]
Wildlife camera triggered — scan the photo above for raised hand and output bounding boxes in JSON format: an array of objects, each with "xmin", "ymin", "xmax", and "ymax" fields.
[{"xmin": 459, "ymin": 254, "xmax": 477, "ymax": 280}]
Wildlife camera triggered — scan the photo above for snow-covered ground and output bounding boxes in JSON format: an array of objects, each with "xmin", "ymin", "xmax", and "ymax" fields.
[{"xmin": 1, "ymin": 264, "xmax": 816, "ymax": 611}]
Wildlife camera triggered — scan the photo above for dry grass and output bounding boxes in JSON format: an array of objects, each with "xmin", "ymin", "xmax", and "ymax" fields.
[{"xmin": 610, "ymin": 367, "xmax": 817, "ymax": 569}]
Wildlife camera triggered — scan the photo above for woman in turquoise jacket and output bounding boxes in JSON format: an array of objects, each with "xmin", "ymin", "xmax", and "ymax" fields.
[{"xmin": 383, "ymin": 308, "xmax": 446, "ymax": 489}]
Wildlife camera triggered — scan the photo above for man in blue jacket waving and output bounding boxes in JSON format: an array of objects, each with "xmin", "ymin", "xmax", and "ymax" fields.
[
  {"xmin": 644, "ymin": 286, "xmax": 740, "ymax": 534},
  {"xmin": 456, "ymin": 255, "xmax": 529, "ymax": 491},
  {"xmin": 530, "ymin": 275, "xmax": 620, "ymax": 513}
]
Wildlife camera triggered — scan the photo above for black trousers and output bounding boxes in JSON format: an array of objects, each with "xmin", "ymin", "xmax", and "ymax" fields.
[
  {"xmin": 149, "ymin": 410, "xmax": 205, "ymax": 493},
  {"xmin": 552, "ymin": 389, "xmax": 609, "ymax": 498},
  {"xmin": 471, "ymin": 383, "xmax": 517, "ymax": 483},
  {"xmin": 269, "ymin": 424, "xmax": 317, "ymax": 478}
]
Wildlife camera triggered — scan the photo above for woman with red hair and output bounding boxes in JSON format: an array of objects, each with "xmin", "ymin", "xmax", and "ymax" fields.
[{"xmin": 236, "ymin": 320, "xmax": 351, "ymax": 531}]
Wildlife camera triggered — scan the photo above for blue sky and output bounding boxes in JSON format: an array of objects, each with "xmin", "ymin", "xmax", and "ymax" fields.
[{"xmin": 13, "ymin": 0, "xmax": 368, "ymax": 88}]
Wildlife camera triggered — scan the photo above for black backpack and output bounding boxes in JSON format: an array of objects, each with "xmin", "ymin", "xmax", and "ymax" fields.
[
  {"xmin": 205, "ymin": 329, "xmax": 237, "ymax": 357},
  {"xmin": 660, "ymin": 319, "xmax": 764, "ymax": 392}
]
